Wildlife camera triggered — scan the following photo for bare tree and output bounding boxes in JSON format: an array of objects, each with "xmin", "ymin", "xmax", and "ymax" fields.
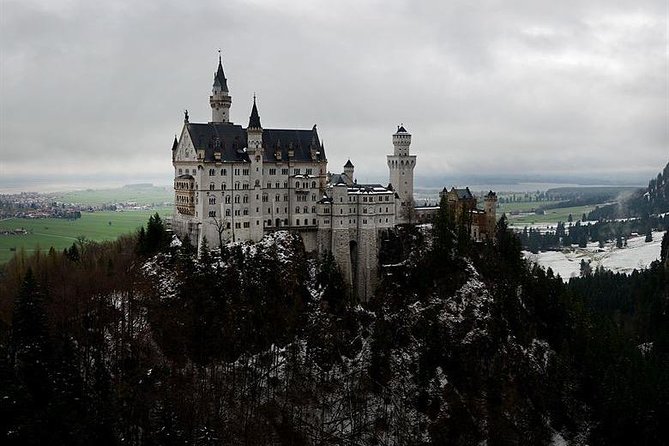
[{"xmin": 210, "ymin": 215, "xmax": 228, "ymax": 251}]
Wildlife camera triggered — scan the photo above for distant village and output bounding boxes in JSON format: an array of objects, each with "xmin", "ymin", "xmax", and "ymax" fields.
[{"xmin": 0, "ymin": 192, "xmax": 158, "ymax": 220}]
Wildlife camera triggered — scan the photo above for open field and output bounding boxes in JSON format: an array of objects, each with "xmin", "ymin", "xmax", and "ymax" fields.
[
  {"xmin": 507, "ymin": 204, "xmax": 602, "ymax": 225},
  {"xmin": 54, "ymin": 185, "xmax": 172, "ymax": 206},
  {"xmin": 498, "ymin": 200, "xmax": 563, "ymax": 214},
  {"xmin": 0, "ymin": 209, "xmax": 170, "ymax": 264}
]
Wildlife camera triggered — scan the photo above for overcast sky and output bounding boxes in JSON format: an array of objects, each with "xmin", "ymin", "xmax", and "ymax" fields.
[{"xmin": 1, "ymin": 0, "xmax": 667, "ymax": 190}]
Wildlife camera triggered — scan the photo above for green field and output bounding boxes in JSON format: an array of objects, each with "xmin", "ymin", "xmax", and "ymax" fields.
[
  {"xmin": 498, "ymin": 200, "xmax": 563, "ymax": 214},
  {"xmin": 0, "ymin": 209, "xmax": 170, "ymax": 264},
  {"xmin": 54, "ymin": 185, "xmax": 172, "ymax": 206},
  {"xmin": 506, "ymin": 204, "xmax": 601, "ymax": 226}
]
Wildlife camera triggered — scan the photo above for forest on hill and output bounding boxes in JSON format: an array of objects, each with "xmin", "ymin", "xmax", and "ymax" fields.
[
  {"xmin": 517, "ymin": 161, "xmax": 669, "ymax": 253},
  {"xmin": 0, "ymin": 208, "xmax": 667, "ymax": 445},
  {"xmin": 588, "ymin": 161, "xmax": 669, "ymax": 220}
]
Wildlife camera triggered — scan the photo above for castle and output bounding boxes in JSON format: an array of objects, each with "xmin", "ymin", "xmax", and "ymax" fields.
[{"xmin": 171, "ymin": 57, "xmax": 496, "ymax": 299}]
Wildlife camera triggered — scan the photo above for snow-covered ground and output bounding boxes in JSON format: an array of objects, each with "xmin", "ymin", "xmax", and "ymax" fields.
[{"xmin": 524, "ymin": 231, "xmax": 665, "ymax": 281}]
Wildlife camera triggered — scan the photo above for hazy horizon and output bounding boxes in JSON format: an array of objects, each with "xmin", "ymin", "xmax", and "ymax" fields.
[{"xmin": 0, "ymin": 171, "xmax": 650, "ymax": 195}]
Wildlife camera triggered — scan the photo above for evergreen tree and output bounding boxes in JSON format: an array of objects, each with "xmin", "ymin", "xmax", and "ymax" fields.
[{"xmin": 9, "ymin": 269, "xmax": 52, "ymax": 444}]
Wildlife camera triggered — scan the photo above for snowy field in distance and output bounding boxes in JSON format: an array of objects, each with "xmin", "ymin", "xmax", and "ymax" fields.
[{"xmin": 524, "ymin": 231, "xmax": 665, "ymax": 281}]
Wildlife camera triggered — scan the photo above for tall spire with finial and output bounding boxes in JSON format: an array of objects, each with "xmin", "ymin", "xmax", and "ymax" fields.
[
  {"xmin": 213, "ymin": 49, "xmax": 228, "ymax": 92},
  {"xmin": 248, "ymin": 94, "xmax": 262, "ymax": 129},
  {"xmin": 210, "ymin": 50, "xmax": 232, "ymax": 123},
  {"xmin": 247, "ymin": 94, "xmax": 263, "ymax": 155}
]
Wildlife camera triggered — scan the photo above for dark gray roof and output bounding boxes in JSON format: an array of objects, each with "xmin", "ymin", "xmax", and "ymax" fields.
[
  {"xmin": 248, "ymin": 97, "xmax": 261, "ymax": 128},
  {"xmin": 396, "ymin": 125, "xmax": 408, "ymax": 133},
  {"xmin": 351, "ymin": 183, "xmax": 385, "ymax": 190},
  {"xmin": 172, "ymin": 135, "xmax": 178, "ymax": 151},
  {"xmin": 330, "ymin": 173, "xmax": 347, "ymax": 185},
  {"xmin": 451, "ymin": 187, "xmax": 474, "ymax": 200},
  {"xmin": 213, "ymin": 57, "xmax": 229, "ymax": 91},
  {"xmin": 185, "ymin": 122, "xmax": 326, "ymax": 163},
  {"xmin": 261, "ymin": 127, "xmax": 325, "ymax": 162},
  {"xmin": 344, "ymin": 159, "xmax": 354, "ymax": 168}
]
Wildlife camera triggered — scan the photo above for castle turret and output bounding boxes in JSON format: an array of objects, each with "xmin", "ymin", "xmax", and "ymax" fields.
[
  {"xmin": 387, "ymin": 125, "xmax": 417, "ymax": 223},
  {"xmin": 484, "ymin": 191, "xmax": 498, "ymax": 237},
  {"xmin": 343, "ymin": 159, "xmax": 354, "ymax": 184},
  {"xmin": 247, "ymin": 96, "xmax": 264, "ymax": 241},
  {"xmin": 210, "ymin": 54, "xmax": 232, "ymax": 123}
]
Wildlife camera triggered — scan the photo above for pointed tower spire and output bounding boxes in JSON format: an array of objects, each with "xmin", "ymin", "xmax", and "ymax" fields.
[
  {"xmin": 248, "ymin": 94, "xmax": 262, "ymax": 128},
  {"xmin": 213, "ymin": 50, "xmax": 228, "ymax": 92},
  {"xmin": 210, "ymin": 51, "xmax": 232, "ymax": 123},
  {"xmin": 172, "ymin": 134, "xmax": 178, "ymax": 151}
]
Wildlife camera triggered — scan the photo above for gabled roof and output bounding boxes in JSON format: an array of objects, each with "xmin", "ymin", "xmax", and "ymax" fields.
[
  {"xmin": 451, "ymin": 187, "xmax": 474, "ymax": 200},
  {"xmin": 330, "ymin": 173, "xmax": 347, "ymax": 185},
  {"xmin": 213, "ymin": 56, "xmax": 229, "ymax": 92},
  {"xmin": 396, "ymin": 125, "xmax": 408, "ymax": 133},
  {"xmin": 344, "ymin": 159, "xmax": 354, "ymax": 168}
]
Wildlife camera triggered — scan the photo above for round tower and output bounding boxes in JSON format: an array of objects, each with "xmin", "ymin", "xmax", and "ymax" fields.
[
  {"xmin": 387, "ymin": 125, "xmax": 417, "ymax": 223},
  {"xmin": 210, "ymin": 54, "xmax": 232, "ymax": 123},
  {"xmin": 392, "ymin": 124, "xmax": 412, "ymax": 156}
]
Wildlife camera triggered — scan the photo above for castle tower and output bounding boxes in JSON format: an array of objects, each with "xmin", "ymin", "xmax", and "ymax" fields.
[
  {"xmin": 247, "ymin": 96, "xmax": 264, "ymax": 241},
  {"xmin": 343, "ymin": 159, "xmax": 354, "ymax": 185},
  {"xmin": 210, "ymin": 54, "xmax": 232, "ymax": 123},
  {"xmin": 484, "ymin": 191, "xmax": 498, "ymax": 237},
  {"xmin": 387, "ymin": 125, "xmax": 417, "ymax": 223}
]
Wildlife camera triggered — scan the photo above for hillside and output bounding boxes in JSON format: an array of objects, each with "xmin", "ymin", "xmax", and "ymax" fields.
[
  {"xmin": 0, "ymin": 212, "xmax": 667, "ymax": 444},
  {"xmin": 588, "ymin": 161, "xmax": 669, "ymax": 220}
]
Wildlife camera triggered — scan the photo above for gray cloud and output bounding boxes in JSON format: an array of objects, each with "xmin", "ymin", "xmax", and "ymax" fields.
[{"xmin": 1, "ymin": 0, "xmax": 666, "ymax": 190}]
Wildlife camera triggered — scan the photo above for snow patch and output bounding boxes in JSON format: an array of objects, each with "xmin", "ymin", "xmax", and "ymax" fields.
[{"xmin": 525, "ymin": 231, "xmax": 665, "ymax": 280}]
